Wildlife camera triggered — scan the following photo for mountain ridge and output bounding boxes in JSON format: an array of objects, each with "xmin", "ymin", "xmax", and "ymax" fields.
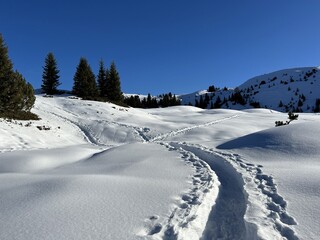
[{"xmin": 179, "ymin": 66, "xmax": 320, "ymax": 112}]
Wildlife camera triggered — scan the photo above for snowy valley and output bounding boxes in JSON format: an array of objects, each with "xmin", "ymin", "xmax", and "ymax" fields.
[{"xmin": 1, "ymin": 67, "xmax": 320, "ymax": 239}]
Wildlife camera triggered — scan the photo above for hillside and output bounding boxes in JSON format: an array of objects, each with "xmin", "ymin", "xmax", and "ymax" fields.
[
  {"xmin": 180, "ymin": 66, "xmax": 320, "ymax": 112},
  {"xmin": 1, "ymin": 95, "xmax": 320, "ymax": 239}
]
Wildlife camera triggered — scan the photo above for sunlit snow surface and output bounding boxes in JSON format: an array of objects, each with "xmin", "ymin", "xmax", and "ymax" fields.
[{"xmin": 0, "ymin": 95, "xmax": 320, "ymax": 239}]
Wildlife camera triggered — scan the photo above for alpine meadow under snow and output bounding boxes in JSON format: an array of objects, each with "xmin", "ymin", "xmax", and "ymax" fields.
[{"xmin": 1, "ymin": 67, "xmax": 320, "ymax": 239}]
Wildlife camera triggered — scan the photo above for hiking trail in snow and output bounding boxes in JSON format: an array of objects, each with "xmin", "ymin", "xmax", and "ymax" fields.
[
  {"xmin": 33, "ymin": 98, "xmax": 300, "ymax": 239},
  {"xmin": 141, "ymin": 112, "xmax": 299, "ymax": 239}
]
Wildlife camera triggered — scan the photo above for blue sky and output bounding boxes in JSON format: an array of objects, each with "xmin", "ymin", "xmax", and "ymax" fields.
[{"xmin": 1, "ymin": 0, "xmax": 320, "ymax": 94}]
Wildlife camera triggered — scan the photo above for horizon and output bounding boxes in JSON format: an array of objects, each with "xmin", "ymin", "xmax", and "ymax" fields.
[{"xmin": 1, "ymin": 0, "xmax": 320, "ymax": 95}]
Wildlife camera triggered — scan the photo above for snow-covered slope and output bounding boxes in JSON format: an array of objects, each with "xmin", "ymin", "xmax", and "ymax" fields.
[
  {"xmin": 1, "ymin": 95, "xmax": 320, "ymax": 239},
  {"xmin": 238, "ymin": 67, "xmax": 320, "ymax": 112},
  {"xmin": 180, "ymin": 66, "xmax": 320, "ymax": 112}
]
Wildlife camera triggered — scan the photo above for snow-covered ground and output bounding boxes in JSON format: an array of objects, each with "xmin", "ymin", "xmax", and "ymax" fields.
[{"xmin": 1, "ymin": 95, "xmax": 319, "ymax": 239}]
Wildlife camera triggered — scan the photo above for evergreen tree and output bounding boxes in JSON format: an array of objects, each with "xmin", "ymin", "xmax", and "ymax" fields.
[
  {"xmin": 124, "ymin": 95, "xmax": 142, "ymax": 108},
  {"xmin": 141, "ymin": 97, "xmax": 147, "ymax": 108},
  {"xmin": 314, "ymin": 99, "xmax": 320, "ymax": 113},
  {"xmin": 72, "ymin": 58, "xmax": 98, "ymax": 99},
  {"xmin": 97, "ymin": 60, "xmax": 107, "ymax": 97},
  {"xmin": 0, "ymin": 36, "xmax": 13, "ymax": 112},
  {"xmin": 105, "ymin": 68, "xmax": 110, "ymax": 98},
  {"xmin": 23, "ymin": 82, "xmax": 36, "ymax": 112},
  {"xmin": 208, "ymin": 85, "xmax": 215, "ymax": 92},
  {"xmin": 0, "ymin": 34, "xmax": 35, "ymax": 117},
  {"xmin": 195, "ymin": 99, "xmax": 199, "ymax": 108},
  {"xmin": 147, "ymin": 93, "xmax": 152, "ymax": 107},
  {"xmin": 210, "ymin": 101, "xmax": 214, "ymax": 109},
  {"xmin": 204, "ymin": 93, "xmax": 210, "ymax": 104},
  {"xmin": 170, "ymin": 94, "xmax": 180, "ymax": 106},
  {"xmin": 162, "ymin": 94, "xmax": 170, "ymax": 107},
  {"xmin": 106, "ymin": 61, "xmax": 123, "ymax": 102},
  {"xmin": 41, "ymin": 52, "xmax": 60, "ymax": 94},
  {"xmin": 214, "ymin": 96, "xmax": 222, "ymax": 108},
  {"xmin": 10, "ymin": 71, "xmax": 35, "ymax": 112},
  {"xmin": 278, "ymin": 100, "xmax": 283, "ymax": 108}
]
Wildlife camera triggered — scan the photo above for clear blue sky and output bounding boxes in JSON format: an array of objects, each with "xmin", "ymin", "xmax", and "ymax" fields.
[{"xmin": 1, "ymin": 0, "xmax": 320, "ymax": 95}]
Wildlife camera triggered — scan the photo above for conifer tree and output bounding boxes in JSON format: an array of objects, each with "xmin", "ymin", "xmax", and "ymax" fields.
[
  {"xmin": 72, "ymin": 58, "xmax": 98, "ymax": 99},
  {"xmin": 41, "ymin": 52, "xmax": 60, "ymax": 94},
  {"xmin": 0, "ymin": 34, "xmax": 13, "ymax": 112},
  {"xmin": 199, "ymin": 95, "xmax": 204, "ymax": 108},
  {"xmin": 105, "ymin": 68, "xmax": 110, "ymax": 98},
  {"xmin": 0, "ymin": 34, "xmax": 35, "ymax": 117},
  {"xmin": 106, "ymin": 61, "xmax": 123, "ymax": 102},
  {"xmin": 97, "ymin": 60, "xmax": 107, "ymax": 97},
  {"xmin": 214, "ymin": 96, "xmax": 222, "ymax": 108}
]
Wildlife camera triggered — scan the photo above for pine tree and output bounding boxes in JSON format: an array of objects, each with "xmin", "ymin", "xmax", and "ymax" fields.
[
  {"xmin": 0, "ymin": 34, "xmax": 36, "ymax": 118},
  {"xmin": 97, "ymin": 60, "xmax": 107, "ymax": 97},
  {"xmin": 73, "ymin": 58, "xmax": 98, "ymax": 99},
  {"xmin": 106, "ymin": 61, "xmax": 123, "ymax": 102},
  {"xmin": 41, "ymin": 52, "xmax": 60, "ymax": 94}
]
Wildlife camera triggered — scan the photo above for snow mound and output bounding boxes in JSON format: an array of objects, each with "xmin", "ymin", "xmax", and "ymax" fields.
[
  {"xmin": 217, "ymin": 121, "xmax": 320, "ymax": 155},
  {"xmin": 0, "ymin": 143, "xmax": 214, "ymax": 240}
]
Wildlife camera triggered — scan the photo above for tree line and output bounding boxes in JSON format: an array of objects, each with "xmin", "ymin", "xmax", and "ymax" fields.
[
  {"xmin": 42, "ymin": 53, "xmax": 123, "ymax": 103},
  {"xmin": 124, "ymin": 92, "xmax": 181, "ymax": 108},
  {"xmin": 42, "ymin": 52, "xmax": 181, "ymax": 108},
  {"xmin": 0, "ymin": 34, "xmax": 183, "ymax": 120}
]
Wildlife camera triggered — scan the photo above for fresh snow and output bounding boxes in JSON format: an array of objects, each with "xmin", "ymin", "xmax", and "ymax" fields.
[{"xmin": 1, "ymin": 94, "xmax": 320, "ymax": 239}]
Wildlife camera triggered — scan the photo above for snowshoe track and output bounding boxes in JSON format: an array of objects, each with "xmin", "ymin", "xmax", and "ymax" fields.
[
  {"xmin": 140, "ymin": 142, "xmax": 219, "ymax": 240},
  {"xmin": 150, "ymin": 115, "xmax": 239, "ymax": 142},
  {"xmin": 178, "ymin": 143, "xmax": 299, "ymax": 240},
  {"xmin": 172, "ymin": 143, "xmax": 250, "ymax": 240},
  {"xmin": 35, "ymin": 101, "xmax": 300, "ymax": 239}
]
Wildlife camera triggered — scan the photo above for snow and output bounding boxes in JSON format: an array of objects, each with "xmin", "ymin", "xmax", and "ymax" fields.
[
  {"xmin": 1, "ymin": 94, "xmax": 320, "ymax": 239},
  {"xmin": 179, "ymin": 66, "xmax": 320, "ymax": 113},
  {"xmin": 217, "ymin": 121, "xmax": 320, "ymax": 240}
]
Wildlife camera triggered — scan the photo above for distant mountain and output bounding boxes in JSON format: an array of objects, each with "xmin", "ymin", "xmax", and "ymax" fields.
[{"xmin": 180, "ymin": 66, "xmax": 320, "ymax": 112}]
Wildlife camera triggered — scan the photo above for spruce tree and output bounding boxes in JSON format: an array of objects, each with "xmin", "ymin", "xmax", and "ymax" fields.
[
  {"xmin": 0, "ymin": 34, "xmax": 14, "ymax": 112},
  {"xmin": 97, "ymin": 60, "xmax": 107, "ymax": 97},
  {"xmin": 105, "ymin": 68, "xmax": 110, "ymax": 99},
  {"xmin": 214, "ymin": 96, "xmax": 222, "ymax": 108},
  {"xmin": 106, "ymin": 61, "xmax": 123, "ymax": 102},
  {"xmin": 41, "ymin": 52, "xmax": 60, "ymax": 95},
  {"xmin": 0, "ymin": 34, "xmax": 35, "ymax": 117},
  {"xmin": 72, "ymin": 58, "xmax": 98, "ymax": 99}
]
